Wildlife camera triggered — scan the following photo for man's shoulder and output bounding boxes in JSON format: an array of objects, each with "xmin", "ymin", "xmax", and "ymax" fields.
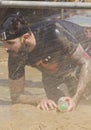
[
  {"xmin": 30, "ymin": 18, "xmax": 85, "ymax": 44},
  {"xmin": 30, "ymin": 18, "xmax": 83, "ymax": 34},
  {"xmin": 31, "ymin": 19, "xmax": 80, "ymax": 30},
  {"xmin": 30, "ymin": 19, "xmax": 63, "ymax": 41},
  {"xmin": 30, "ymin": 19, "xmax": 59, "ymax": 31}
]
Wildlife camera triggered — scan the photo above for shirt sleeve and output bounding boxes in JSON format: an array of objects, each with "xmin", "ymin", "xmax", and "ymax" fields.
[{"xmin": 8, "ymin": 53, "xmax": 25, "ymax": 80}]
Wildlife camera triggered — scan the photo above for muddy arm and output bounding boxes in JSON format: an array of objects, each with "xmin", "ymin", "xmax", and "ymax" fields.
[
  {"xmin": 8, "ymin": 54, "xmax": 57, "ymax": 110},
  {"xmin": 9, "ymin": 76, "xmax": 42, "ymax": 106},
  {"xmin": 72, "ymin": 44, "xmax": 91, "ymax": 105},
  {"xmin": 9, "ymin": 76, "xmax": 57, "ymax": 110}
]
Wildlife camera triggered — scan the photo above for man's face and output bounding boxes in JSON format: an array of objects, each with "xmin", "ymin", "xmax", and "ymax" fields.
[{"xmin": 3, "ymin": 37, "xmax": 24, "ymax": 53}]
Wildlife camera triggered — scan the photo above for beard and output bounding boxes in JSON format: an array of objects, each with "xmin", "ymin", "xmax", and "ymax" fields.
[
  {"xmin": 7, "ymin": 41, "xmax": 29, "ymax": 59},
  {"xmin": 7, "ymin": 40, "xmax": 28, "ymax": 56},
  {"xmin": 7, "ymin": 50, "xmax": 13, "ymax": 53}
]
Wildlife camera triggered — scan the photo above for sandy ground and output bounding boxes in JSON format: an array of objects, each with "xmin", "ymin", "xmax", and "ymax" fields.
[{"xmin": 0, "ymin": 44, "xmax": 91, "ymax": 130}]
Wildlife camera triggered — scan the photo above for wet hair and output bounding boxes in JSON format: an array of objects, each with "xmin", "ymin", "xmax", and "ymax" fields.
[{"xmin": 0, "ymin": 12, "xmax": 31, "ymax": 41}]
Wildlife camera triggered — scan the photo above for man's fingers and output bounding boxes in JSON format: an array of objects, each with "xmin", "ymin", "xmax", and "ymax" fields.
[
  {"xmin": 48, "ymin": 101, "xmax": 57, "ymax": 109},
  {"xmin": 67, "ymin": 105, "xmax": 73, "ymax": 112},
  {"xmin": 37, "ymin": 104, "xmax": 46, "ymax": 111},
  {"xmin": 37, "ymin": 102, "xmax": 50, "ymax": 111},
  {"xmin": 37, "ymin": 103, "xmax": 48, "ymax": 111},
  {"xmin": 37, "ymin": 99, "xmax": 57, "ymax": 111}
]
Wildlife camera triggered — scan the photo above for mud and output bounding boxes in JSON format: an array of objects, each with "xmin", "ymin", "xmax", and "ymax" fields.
[{"xmin": 0, "ymin": 44, "xmax": 91, "ymax": 130}]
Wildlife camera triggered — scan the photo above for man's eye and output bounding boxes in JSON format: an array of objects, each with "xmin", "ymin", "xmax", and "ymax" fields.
[{"xmin": 8, "ymin": 42, "xmax": 15, "ymax": 45}]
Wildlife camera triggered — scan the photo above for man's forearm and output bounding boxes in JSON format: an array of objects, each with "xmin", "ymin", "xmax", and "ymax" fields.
[
  {"xmin": 72, "ymin": 44, "xmax": 91, "ymax": 104},
  {"xmin": 9, "ymin": 76, "xmax": 43, "ymax": 106},
  {"xmin": 73, "ymin": 60, "xmax": 91, "ymax": 104},
  {"xmin": 15, "ymin": 94, "xmax": 42, "ymax": 106},
  {"xmin": 73, "ymin": 84, "xmax": 87, "ymax": 104}
]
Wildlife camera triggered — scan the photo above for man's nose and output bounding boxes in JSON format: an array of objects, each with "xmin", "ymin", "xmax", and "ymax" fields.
[
  {"xmin": 4, "ymin": 44, "xmax": 10, "ymax": 51},
  {"xmin": 4, "ymin": 47, "xmax": 9, "ymax": 51}
]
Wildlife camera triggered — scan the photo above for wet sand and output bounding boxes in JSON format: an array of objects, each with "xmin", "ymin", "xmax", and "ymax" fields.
[{"xmin": 0, "ymin": 46, "xmax": 91, "ymax": 130}]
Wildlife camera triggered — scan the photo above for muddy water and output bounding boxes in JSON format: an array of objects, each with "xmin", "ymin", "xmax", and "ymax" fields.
[{"xmin": 0, "ymin": 45, "xmax": 91, "ymax": 130}]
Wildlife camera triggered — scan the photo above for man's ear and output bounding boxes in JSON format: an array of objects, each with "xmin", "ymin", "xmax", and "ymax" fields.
[
  {"xmin": 23, "ymin": 33, "xmax": 31, "ymax": 40},
  {"xmin": 84, "ymin": 28, "xmax": 91, "ymax": 38}
]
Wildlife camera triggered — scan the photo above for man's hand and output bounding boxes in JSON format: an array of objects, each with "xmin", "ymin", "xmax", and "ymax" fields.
[
  {"xmin": 37, "ymin": 99, "xmax": 57, "ymax": 111},
  {"xmin": 63, "ymin": 97, "xmax": 77, "ymax": 112}
]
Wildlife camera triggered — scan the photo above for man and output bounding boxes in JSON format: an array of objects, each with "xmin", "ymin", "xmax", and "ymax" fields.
[{"xmin": 0, "ymin": 12, "xmax": 91, "ymax": 111}]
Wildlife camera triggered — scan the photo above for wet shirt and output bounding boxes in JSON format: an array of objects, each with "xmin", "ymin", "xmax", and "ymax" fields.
[{"xmin": 8, "ymin": 19, "xmax": 87, "ymax": 80}]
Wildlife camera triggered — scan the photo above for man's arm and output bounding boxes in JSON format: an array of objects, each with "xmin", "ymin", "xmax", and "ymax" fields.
[
  {"xmin": 72, "ymin": 44, "xmax": 91, "ymax": 104},
  {"xmin": 65, "ymin": 44, "xmax": 91, "ymax": 111},
  {"xmin": 8, "ymin": 53, "xmax": 42, "ymax": 105},
  {"xmin": 8, "ymin": 54, "xmax": 57, "ymax": 110},
  {"xmin": 9, "ymin": 75, "xmax": 57, "ymax": 110},
  {"xmin": 54, "ymin": 23, "xmax": 91, "ymax": 111},
  {"xmin": 9, "ymin": 76, "xmax": 41, "ymax": 106}
]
